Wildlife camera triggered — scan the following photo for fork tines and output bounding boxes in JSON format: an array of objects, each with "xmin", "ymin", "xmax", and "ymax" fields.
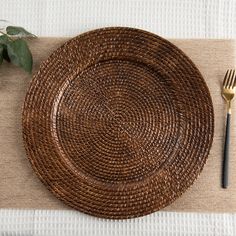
[{"xmin": 223, "ymin": 69, "xmax": 236, "ymax": 88}]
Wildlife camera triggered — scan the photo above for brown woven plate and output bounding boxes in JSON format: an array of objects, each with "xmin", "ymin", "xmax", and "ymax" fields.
[{"xmin": 22, "ymin": 27, "xmax": 214, "ymax": 219}]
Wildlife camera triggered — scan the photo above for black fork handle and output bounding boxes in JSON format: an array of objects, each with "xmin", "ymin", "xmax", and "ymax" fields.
[{"xmin": 222, "ymin": 113, "xmax": 231, "ymax": 189}]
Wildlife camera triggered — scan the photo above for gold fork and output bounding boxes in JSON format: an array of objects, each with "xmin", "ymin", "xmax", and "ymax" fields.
[{"xmin": 222, "ymin": 69, "xmax": 236, "ymax": 188}]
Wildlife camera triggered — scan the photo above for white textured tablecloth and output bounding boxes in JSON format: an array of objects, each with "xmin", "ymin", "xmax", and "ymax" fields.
[
  {"xmin": 0, "ymin": 0, "xmax": 236, "ymax": 38},
  {"xmin": 1, "ymin": 0, "xmax": 236, "ymax": 235}
]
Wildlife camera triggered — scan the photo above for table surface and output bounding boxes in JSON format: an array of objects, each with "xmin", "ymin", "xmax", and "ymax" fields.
[{"xmin": 1, "ymin": 0, "xmax": 236, "ymax": 235}]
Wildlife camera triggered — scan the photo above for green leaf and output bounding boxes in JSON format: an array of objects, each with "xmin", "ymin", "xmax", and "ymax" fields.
[
  {"xmin": 2, "ymin": 46, "xmax": 10, "ymax": 62},
  {"xmin": 0, "ymin": 45, "xmax": 3, "ymax": 65},
  {"xmin": 6, "ymin": 26, "xmax": 36, "ymax": 38},
  {"xmin": 7, "ymin": 39, "xmax": 33, "ymax": 73},
  {"xmin": 0, "ymin": 35, "xmax": 10, "ymax": 45},
  {"xmin": 0, "ymin": 43, "xmax": 10, "ymax": 62}
]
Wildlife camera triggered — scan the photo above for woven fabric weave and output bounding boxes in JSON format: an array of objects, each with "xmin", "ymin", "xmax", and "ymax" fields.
[
  {"xmin": 0, "ymin": 0, "xmax": 236, "ymax": 38},
  {"xmin": 1, "ymin": 209, "xmax": 236, "ymax": 236},
  {"xmin": 22, "ymin": 28, "xmax": 214, "ymax": 219}
]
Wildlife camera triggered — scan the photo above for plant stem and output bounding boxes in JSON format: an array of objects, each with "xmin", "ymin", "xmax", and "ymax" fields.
[
  {"xmin": 0, "ymin": 30, "xmax": 7, "ymax": 35},
  {"xmin": 0, "ymin": 31, "xmax": 13, "ymax": 41}
]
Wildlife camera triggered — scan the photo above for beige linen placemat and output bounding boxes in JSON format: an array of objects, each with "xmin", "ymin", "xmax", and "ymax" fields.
[{"xmin": 0, "ymin": 38, "xmax": 235, "ymax": 212}]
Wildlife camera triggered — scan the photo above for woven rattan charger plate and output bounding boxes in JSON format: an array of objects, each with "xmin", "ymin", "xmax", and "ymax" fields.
[{"xmin": 22, "ymin": 27, "xmax": 214, "ymax": 219}]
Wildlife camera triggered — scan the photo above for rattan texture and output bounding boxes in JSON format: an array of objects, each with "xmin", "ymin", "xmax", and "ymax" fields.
[{"xmin": 22, "ymin": 27, "xmax": 214, "ymax": 219}]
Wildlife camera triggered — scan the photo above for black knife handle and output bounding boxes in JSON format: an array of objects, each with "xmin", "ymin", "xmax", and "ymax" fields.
[{"xmin": 222, "ymin": 113, "xmax": 231, "ymax": 189}]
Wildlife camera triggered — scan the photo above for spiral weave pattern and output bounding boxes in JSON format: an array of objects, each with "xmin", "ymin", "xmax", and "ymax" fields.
[{"xmin": 22, "ymin": 27, "xmax": 214, "ymax": 219}]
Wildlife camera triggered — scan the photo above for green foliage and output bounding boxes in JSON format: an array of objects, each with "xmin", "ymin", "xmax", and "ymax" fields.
[
  {"xmin": 0, "ymin": 45, "xmax": 3, "ymax": 65},
  {"xmin": 0, "ymin": 35, "xmax": 10, "ymax": 45},
  {"xmin": 6, "ymin": 26, "xmax": 36, "ymax": 38},
  {"xmin": 7, "ymin": 39, "xmax": 33, "ymax": 73},
  {"xmin": 0, "ymin": 23, "xmax": 36, "ymax": 73}
]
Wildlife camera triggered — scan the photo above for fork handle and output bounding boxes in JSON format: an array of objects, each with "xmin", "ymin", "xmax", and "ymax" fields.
[{"xmin": 222, "ymin": 113, "xmax": 231, "ymax": 189}]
